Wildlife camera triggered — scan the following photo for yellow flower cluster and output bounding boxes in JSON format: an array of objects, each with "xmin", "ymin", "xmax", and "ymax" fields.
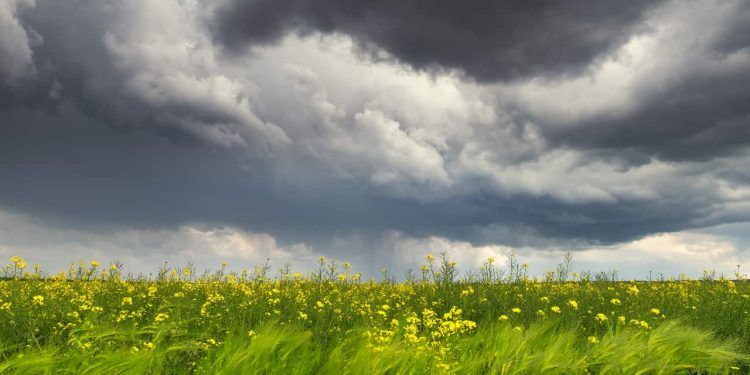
[{"xmin": 373, "ymin": 306, "xmax": 477, "ymax": 370}]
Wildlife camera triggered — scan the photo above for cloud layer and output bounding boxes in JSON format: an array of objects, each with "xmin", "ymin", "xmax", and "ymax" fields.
[{"xmin": 0, "ymin": 0, "xmax": 749, "ymax": 275}]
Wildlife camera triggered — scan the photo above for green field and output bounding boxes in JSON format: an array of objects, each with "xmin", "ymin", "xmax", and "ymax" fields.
[{"xmin": 1, "ymin": 254, "xmax": 748, "ymax": 374}]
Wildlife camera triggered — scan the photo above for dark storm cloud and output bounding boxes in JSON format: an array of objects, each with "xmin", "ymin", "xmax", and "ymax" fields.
[
  {"xmin": 1, "ymin": 0, "xmax": 750, "ymax": 272},
  {"xmin": 0, "ymin": 103, "xmax": 738, "ymax": 251},
  {"xmin": 493, "ymin": 0, "xmax": 750, "ymax": 165},
  {"xmin": 553, "ymin": 72, "xmax": 750, "ymax": 162},
  {"xmin": 213, "ymin": 0, "xmax": 661, "ymax": 82}
]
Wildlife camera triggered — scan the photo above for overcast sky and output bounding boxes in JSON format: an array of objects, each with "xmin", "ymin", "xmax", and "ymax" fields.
[{"xmin": 1, "ymin": 0, "xmax": 749, "ymax": 279}]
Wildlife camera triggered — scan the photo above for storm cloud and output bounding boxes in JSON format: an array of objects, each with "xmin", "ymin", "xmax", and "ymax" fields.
[
  {"xmin": 0, "ymin": 0, "xmax": 749, "ymax": 276},
  {"xmin": 214, "ymin": 0, "xmax": 662, "ymax": 82},
  {"xmin": 499, "ymin": 0, "xmax": 750, "ymax": 162}
]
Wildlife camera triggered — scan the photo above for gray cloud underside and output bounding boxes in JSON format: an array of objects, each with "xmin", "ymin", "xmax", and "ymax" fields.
[
  {"xmin": 214, "ymin": 0, "xmax": 662, "ymax": 82},
  {"xmin": 2, "ymin": 103, "xmax": 746, "ymax": 250},
  {"xmin": 0, "ymin": 0, "xmax": 749, "ymax": 262},
  {"xmin": 518, "ymin": 2, "xmax": 750, "ymax": 162}
]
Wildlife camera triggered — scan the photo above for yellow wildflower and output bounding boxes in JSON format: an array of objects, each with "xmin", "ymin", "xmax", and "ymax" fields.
[
  {"xmin": 627, "ymin": 285, "xmax": 640, "ymax": 296},
  {"xmin": 154, "ymin": 312, "xmax": 169, "ymax": 323}
]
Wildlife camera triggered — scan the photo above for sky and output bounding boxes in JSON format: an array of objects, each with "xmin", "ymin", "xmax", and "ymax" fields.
[{"xmin": 1, "ymin": 0, "xmax": 749, "ymax": 279}]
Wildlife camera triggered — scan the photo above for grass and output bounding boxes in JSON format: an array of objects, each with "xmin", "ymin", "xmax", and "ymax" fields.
[
  {"xmin": 0, "ymin": 321, "xmax": 744, "ymax": 374},
  {"xmin": 0, "ymin": 254, "xmax": 748, "ymax": 373}
]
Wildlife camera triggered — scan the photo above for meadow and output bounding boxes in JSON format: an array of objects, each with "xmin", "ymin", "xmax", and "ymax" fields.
[{"xmin": 0, "ymin": 253, "xmax": 748, "ymax": 374}]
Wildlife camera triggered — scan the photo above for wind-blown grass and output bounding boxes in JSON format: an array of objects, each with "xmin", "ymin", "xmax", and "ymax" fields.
[
  {"xmin": 0, "ymin": 321, "xmax": 744, "ymax": 374},
  {"xmin": 0, "ymin": 254, "xmax": 748, "ymax": 373}
]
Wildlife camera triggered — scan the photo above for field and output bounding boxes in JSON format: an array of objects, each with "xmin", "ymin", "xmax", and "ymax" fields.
[{"xmin": 1, "ymin": 254, "xmax": 749, "ymax": 374}]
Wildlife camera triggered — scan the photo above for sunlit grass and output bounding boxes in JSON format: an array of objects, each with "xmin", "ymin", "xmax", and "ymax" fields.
[{"xmin": 0, "ymin": 254, "xmax": 748, "ymax": 373}]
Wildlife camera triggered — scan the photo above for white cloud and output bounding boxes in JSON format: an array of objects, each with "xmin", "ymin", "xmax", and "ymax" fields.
[
  {"xmin": 0, "ymin": 0, "xmax": 37, "ymax": 81},
  {"xmin": 382, "ymin": 229, "xmax": 750, "ymax": 280},
  {"xmin": 1, "ymin": 208, "xmax": 748, "ymax": 279},
  {"xmin": 235, "ymin": 26, "xmax": 750, "ymax": 211},
  {"xmin": 84, "ymin": 0, "xmax": 290, "ymax": 148},
  {"xmin": 0, "ymin": 210, "xmax": 321, "ymax": 275},
  {"xmin": 573, "ymin": 232, "xmax": 746, "ymax": 277}
]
